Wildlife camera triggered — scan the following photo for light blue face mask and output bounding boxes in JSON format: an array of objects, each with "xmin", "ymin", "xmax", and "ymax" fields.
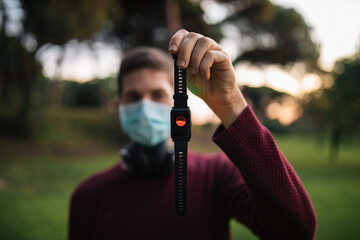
[{"xmin": 119, "ymin": 99, "xmax": 171, "ymax": 147}]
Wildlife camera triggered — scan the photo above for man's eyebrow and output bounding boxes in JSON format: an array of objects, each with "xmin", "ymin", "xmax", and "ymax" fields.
[
  {"xmin": 124, "ymin": 91, "xmax": 141, "ymax": 98},
  {"xmin": 151, "ymin": 89, "xmax": 168, "ymax": 94},
  {"xmin": 124, "ymin": 90, "xmax": 141, "ymax": 96}
]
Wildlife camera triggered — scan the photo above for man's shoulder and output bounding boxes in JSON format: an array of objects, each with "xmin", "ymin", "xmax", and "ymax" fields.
[{"xmin": 71, "ymin": 162, "xmax": 124, "ymax": 200}]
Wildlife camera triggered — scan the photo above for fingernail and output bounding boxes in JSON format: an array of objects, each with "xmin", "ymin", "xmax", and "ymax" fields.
[
  {"xmin": 169, "ymin": 44, "xmax": 177, "ymax": 51},
  {"xmin": 177, "ymin": 60, "xmax": 185, "ymax": 68},
  {"xmin": 190, "ymin": 67, "xmax": 197, "ymax": 75}
]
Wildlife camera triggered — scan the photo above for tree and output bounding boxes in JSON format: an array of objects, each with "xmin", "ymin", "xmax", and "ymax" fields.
[
  {"xmin": 303, "ymin": 53, "xmax": 360, "ymax": 162},
  {"xmin": 0, "ymin": 0, "xmax": 45, "ymax": 137},
  {"xmin": 113, "ymin": 0, "xmax": 221, "ymax": 51},
  {"xmin": 0, "ymin": 0, "xmax": 322, "ymax": 138},
  {"xmin": 22, "ymin": 0, "xmax": 121, "ymax": 46},
  {"xmin": 0, "ymin": 0, "xmax": 123, "ymax": 137},
  {"xmin": 216, "ymin": 0, "xmax": 320, "ymax": 68}
]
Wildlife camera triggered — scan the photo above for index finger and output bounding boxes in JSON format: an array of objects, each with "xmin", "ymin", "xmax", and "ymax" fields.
[{"xmin": 168, "ymin": 29, "xmax": 189, "ymax": 55}]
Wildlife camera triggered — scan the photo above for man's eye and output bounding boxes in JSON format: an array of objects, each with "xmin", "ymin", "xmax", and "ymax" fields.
[
  {"xmin": 125, "ymin": 93, "xmax": 141, "ymax": 103},
  {"xmin": 153, "ymin": 92, "xmax": 165, "ymax": 101}
]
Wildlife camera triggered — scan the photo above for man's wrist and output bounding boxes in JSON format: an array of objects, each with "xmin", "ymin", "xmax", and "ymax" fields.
[{"xmin": 210, "ymin": 88, "xmax": 248, "ymax": 128}]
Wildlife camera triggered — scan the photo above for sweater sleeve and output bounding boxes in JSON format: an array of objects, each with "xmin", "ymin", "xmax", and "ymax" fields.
[{"xmin": 212, "ymin": 105, "xmax": 317, "ymax": 240}]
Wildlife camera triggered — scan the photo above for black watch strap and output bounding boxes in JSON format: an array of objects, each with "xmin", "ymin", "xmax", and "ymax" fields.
[
  {"xmin": 173, "ymin": 55, "xmax": 188, "ymax": 108},
  {"xmin": 174, "ymin": 141, "xmax": 188, "ymax": 215},
  {"xmin": 172, "ymin": 55, "xmax": 189, "ymax": 216}
]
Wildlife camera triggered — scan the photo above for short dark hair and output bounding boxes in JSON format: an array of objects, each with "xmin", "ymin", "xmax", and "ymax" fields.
[{"xmin": 117, "ymin": 47, "xmax": 173, "ymax": 96}]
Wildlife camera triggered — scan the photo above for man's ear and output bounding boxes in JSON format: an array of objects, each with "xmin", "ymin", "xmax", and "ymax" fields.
[
  {"xmin": 112, "ymin": 96, "xmax": 121, "ymax": 116},
  {"xmin": 114, "ymin": 96, "xmax": 121, "ymax": 107}
]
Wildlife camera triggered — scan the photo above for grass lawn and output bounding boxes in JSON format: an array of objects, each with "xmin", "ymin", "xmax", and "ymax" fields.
[{"xmin": 0, "ymin": 133, "xmax": 359, "ymax": 239}]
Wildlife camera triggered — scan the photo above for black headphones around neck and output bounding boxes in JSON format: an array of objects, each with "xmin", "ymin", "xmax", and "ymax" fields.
[{"xmin": 119, "ymin": 141, "xmax": 174, "ymax": 178}]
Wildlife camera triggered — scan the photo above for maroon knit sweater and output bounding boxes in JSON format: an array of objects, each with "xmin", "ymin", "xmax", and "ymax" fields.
[{"xmin": 69, "ymin": 106, "xmax": 317, "ymax": 240}]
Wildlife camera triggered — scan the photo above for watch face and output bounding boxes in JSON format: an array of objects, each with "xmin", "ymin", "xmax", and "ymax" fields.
[
  {"xmin": 176, "ymin": 116, "xmax": 186, "ymax": 127},
  {"xmin": 171, "ymin": 109, "xmax": 191, "ymax": 141}
]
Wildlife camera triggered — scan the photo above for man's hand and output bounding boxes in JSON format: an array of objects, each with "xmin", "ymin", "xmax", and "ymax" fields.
[{"xmin": 169, "ymin": 29, "xmax": 247, "ymax": 128}]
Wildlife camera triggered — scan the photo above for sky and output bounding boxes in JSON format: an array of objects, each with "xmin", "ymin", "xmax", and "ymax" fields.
[{"xmin": 271, "ymin": 0, "xmax": 360, "ymax": 70}]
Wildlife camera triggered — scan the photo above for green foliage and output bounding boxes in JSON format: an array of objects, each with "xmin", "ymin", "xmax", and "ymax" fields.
[
  {"xmin": 62, "ymin": 81, "xmax": 101, "ymax": 107},
  {"xmin": 22, "ymin": 0, "xmax": 121, "ymax": 46},
  {"xmin": 44, "ymin": 107, "xmax": 125, "ymax": 145},
  {"xmin": 113, "ymin": 0, "xmax": 221, "ymax": 50},
  {"xmin": 262, "ymin": 118, "xmax": 288, "ymax": 134},
  {"xmin": 303, "ymin": 55, "xmax": 360, "ymax": 161},
  {"xmin": 0, "ymin": 33, "xmax": 46, "ymax": 138},
  {"xmin": 180, "ymin": 1, "xmax": 223, "ymax": 43},
  {"xmin": 328, "ymin": 57, "xmax": 360, "ymax": 132},
  {"xmin": 241, "ymin": 85, "xmax": 287, "ymax": 121},
  {"xmin": 223, "ymin": 0, "xmax": 320, "ymax": 68},
  {"xmin": 0, "ymin": 0, "xmax": 47, "ymax": 138}
]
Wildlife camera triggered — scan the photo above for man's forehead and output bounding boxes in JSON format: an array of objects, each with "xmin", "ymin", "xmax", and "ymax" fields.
[{"xmin": 122, "ymin": 68, "xmax": 172, "ymax": 92}]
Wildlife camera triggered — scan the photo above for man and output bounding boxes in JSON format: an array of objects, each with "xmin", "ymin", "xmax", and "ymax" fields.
[{"xmin": 69, "ymin": 29, "xmax": 317, "ymax": 240}]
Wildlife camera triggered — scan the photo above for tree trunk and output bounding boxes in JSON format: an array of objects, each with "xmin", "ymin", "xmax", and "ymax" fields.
[
  {"xmin": 51, "ymin": 49, "xmax": 65, "ymax": 107},
  {"xmin": 329, "ymin": 126, "xmax": 341, "ymax": 163},
  {"xmin": 166, "ymin": 0, "xmax": 182, "ymax": 36},
  {"xmin": 0, "ymin": 0, "xmax": 6, "ymax": 105}
]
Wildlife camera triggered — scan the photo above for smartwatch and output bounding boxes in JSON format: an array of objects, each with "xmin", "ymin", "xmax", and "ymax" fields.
[{"xmin": 171, "ymin": 55, "xmax": 191, "ymax": 216}]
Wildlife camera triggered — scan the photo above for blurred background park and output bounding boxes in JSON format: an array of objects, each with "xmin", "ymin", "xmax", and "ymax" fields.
[{"xmin": 0, "ymin": 0, "xmax": 359, "ymax": 239}]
